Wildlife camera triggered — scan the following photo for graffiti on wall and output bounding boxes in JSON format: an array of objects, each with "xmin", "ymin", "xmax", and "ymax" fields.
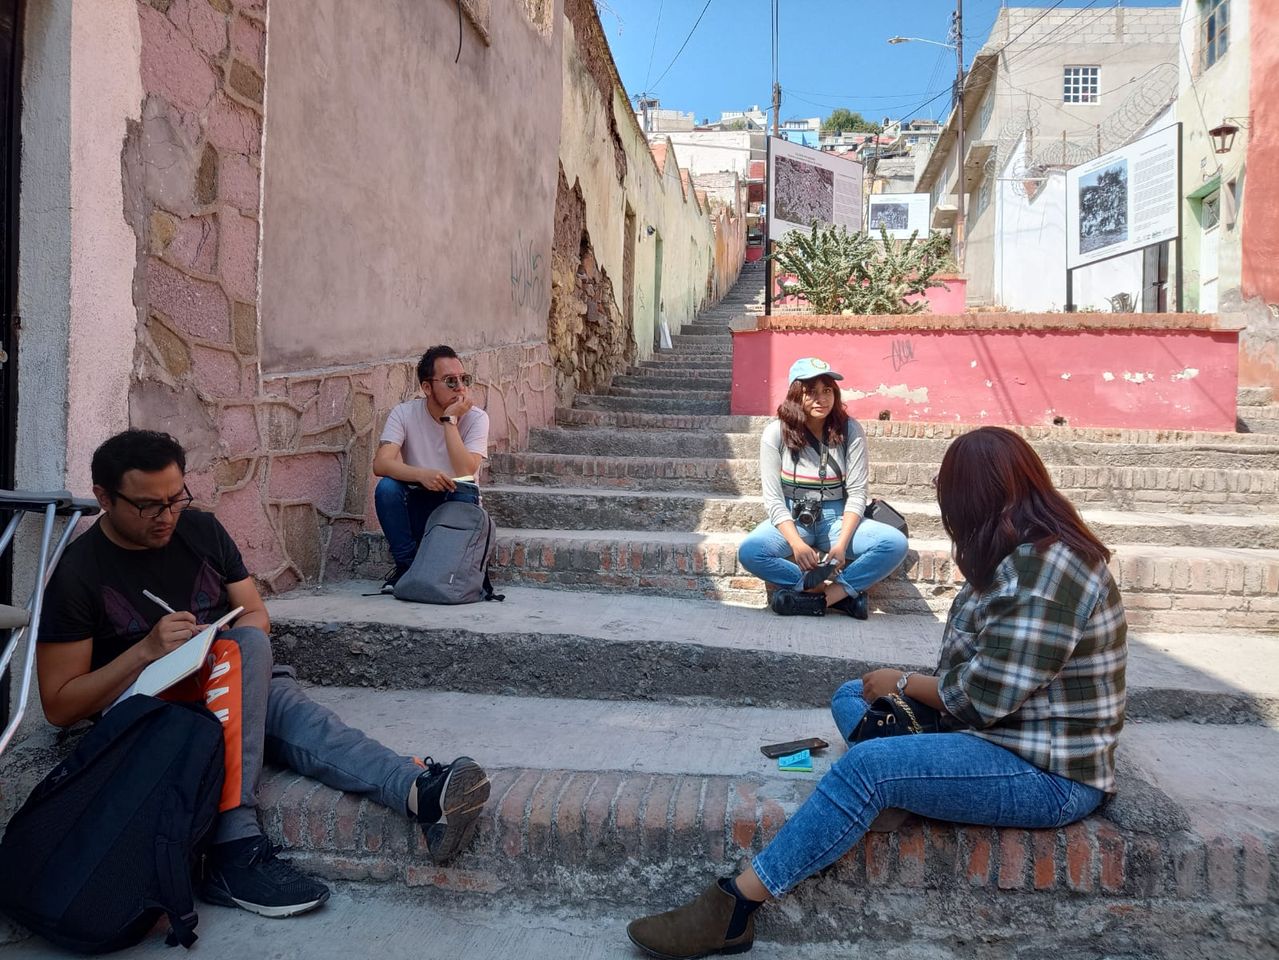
[
  {"xmin": 888, "ymin": 338, "xmax": 917, "ymax": 372},
  {"xmin": 510, "ymin": 231, "xmax": 551, "ymax": 316}
]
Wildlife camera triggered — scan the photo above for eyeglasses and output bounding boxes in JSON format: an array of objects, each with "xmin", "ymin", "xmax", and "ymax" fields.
[
  {"xmin": 431, "ymin": 375, "xmax": 474, "ymax": 390},
  {"xmin": 113, "ymin": 485, "xmax": 194, "ymax": 520},
  {"xmin": 930, "ymin": 474, "xmax": 939, "ymax": 489}
]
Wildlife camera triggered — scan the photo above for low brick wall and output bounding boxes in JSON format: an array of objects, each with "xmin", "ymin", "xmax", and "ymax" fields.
[
  {"xmin": 731, "ymin": 312, "xmax": 1241, "ymax": 432},
  {"xmin": 261, "ymin": 764, "xmax": 1277, "ymax": 948}
]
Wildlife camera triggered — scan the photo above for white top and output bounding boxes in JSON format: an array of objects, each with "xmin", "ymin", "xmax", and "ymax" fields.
[
  {"xmin": 380, "ymin": 399, "xmax": 489, "ymax": 472},
  {"xmin": 758, "ymin": 419, "xmax": 869, "ymax": 528}
]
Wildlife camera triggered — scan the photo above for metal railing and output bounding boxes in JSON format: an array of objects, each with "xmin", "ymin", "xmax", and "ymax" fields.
[{"xmin": 0, "ymin": 489, "xmax": 99, "ymax": 758}]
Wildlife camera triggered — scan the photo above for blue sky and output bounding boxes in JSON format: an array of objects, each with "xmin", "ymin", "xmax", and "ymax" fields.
[{"xmin": 596, "ymin": 0, "xmax": 1179, "ymax": 127}]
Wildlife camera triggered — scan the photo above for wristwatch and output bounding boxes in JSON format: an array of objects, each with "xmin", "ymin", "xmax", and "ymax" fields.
[
  {"xmin": 896, "ymin": 671, "xmax": 914, "ymax": 695},
  {"xmin": 439, "ymin": 416, "xmax": 456, "ymax": 425}
]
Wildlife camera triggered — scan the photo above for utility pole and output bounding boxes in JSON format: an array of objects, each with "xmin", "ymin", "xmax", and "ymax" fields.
[
  {"xmin": 953, "ymin": 0, "xmax": 966, "ymax": 269},
  {"xmin": 772, "ymin": 82, "xmax": 781, "ymax": 138}
]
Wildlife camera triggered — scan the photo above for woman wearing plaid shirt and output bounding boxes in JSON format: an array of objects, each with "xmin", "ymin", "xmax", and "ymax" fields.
[{"xmin": 629, "ymin": 427, "xmax": 1128, "ymax": 959}]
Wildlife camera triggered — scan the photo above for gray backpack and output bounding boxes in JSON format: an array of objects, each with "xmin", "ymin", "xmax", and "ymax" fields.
[{"xmin": 393, "ymin": 500, "xmax": 502, "ymax": 604}]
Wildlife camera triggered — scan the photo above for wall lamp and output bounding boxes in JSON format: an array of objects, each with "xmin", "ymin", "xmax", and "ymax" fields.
[{"xmin": 1209, "ymin": 116, "xmax": 1251, "ymax": 154}]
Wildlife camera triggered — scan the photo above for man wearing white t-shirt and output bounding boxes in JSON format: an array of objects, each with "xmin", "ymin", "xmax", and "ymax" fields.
[{"xmin": 373, "ymin": 345, "xmax": 490, "ymax": 590}]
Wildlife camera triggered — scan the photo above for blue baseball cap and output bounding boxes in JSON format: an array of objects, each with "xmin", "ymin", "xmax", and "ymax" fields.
[{"xmin": 788, "ymin": 357, "xmax": 844, "ymax": 383}]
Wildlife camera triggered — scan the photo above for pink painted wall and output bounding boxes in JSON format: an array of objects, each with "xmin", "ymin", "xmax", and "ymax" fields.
[
  {"xmin": 731, "ymin": 318, "xmax": 1239, "ymax": 432},
  {"xmin": 903, "ymin": 277, "xmax": 966, "ymax": 314},
  {"xmin": 1240, "ymin": 0, "xmax": 1279, "ymax": 387}
]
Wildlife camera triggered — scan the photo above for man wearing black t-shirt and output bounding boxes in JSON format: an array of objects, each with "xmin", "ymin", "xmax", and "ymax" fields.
[{"xmin": 37, "ymin": 430, "xmax": 490, "ymax": 919}]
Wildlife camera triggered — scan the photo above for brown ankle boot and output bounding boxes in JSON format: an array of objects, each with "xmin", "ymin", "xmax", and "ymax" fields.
[{"xmin": 627, "ymin": 879, "xmax": 756, "ymax": 958}]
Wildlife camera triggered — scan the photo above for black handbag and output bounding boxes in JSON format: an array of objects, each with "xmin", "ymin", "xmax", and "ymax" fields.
[
  {"xmin": 851, "ymin": 693, "xmax": 942, "ymax": 743},
  {"xmin": 864, "ymin": 499, "xmax": 909, "ymax": 537}
]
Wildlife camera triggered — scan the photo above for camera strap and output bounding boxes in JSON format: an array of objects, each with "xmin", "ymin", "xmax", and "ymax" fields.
[{"xmin": 781, "ymin": 430, "xmax": 845, "ymax": 502}]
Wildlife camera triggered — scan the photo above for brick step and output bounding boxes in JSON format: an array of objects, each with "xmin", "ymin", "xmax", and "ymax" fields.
[
  {"xmin": 1238, "ymin": 385, "xmax": 1275, "ymax": 406},
  {"xmin": 670, "ymin": 325, "xmax": 731, "ymax": 338},
  {"xmin": 13, "ymin": 660, "xmax": 1268, "ymax": 945},
  {"xmin": 270, "ymin": 584, "xmax": 1279, "ymax": 724},
  {"xmin": 612, "ymin": 374, "xmax": 733, "ymax": 392},
  {"xmin": 667, "ymin": 337, "xmax": 732, "ymax": 353},
  {"xmin": 481, "ymin": 485, "xmax": 1279, "ymax": 548},
  {"xmin": 633, "ymin": 360, "xmax": 734, "ymax": 374},
  {"xmin": 528, "ymin": 425, "xmax": 1279, "ymax": 470},
  {"xmin": 1239, "ymin": 406, "xmax": 1279, "ymax": 435},
  {"xmin": 622, "ymin": 364, "xmax": 732, "ymax": 378},
  {"xmin": 605, "ymin": 385, "xmax": 729, "ymax": 402},
  {"xmin": 490, "ymin": 451, "xmax": 1279, "ymax": 512},
  {"xmin": 554, "ymin": 408, "xmax": 1275, "ymax": 446},
  {"xmin": 355, "ymin": 525, "xmax": 1279, "ymax": 630},
  {"xmin": 572, "ymin": 395, "xmax": 730, "ymax": 415}
]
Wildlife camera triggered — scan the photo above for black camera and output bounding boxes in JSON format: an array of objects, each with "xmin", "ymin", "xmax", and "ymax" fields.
[{"xmin": 790, "ymin": 496, "xmax": 822, "ymax": 527}]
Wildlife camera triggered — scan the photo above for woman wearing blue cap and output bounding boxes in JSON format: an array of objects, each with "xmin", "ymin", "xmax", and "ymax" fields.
[{"xmin": 737, "ymin": 357, "xmax": 908, "ymax": 618}]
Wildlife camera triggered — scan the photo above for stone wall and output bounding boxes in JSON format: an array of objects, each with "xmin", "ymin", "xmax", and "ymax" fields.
[{"xmin": 548, "ymin": 164, "xmax": 634, "ymax": 402}]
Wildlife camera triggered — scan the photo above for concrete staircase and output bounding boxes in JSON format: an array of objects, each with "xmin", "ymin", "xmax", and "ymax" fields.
[
  {"xmin": 3, "ymin": 265, "xmax": 1276, "ymax": 955},
  {"xmin": 1239, "ymin": 385, "xmax": 1279, "ymax": 435}
]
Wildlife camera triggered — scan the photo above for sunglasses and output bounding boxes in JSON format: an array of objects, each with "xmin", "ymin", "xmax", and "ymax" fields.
[{"xmin": 431, "ymin": 375, "xmax": 474, "ymax": 390}]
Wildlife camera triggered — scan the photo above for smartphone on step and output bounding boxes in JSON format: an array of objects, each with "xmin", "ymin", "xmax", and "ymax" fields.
[{"xmin": 760, "ymin": 737, "xmax": 829, "ymax": 759}]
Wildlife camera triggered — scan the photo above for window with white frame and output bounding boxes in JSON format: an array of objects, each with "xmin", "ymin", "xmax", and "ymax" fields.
[
  {"xmin": 1201, "ymin": 0, "xmax": 1229, "ymax": 70},
  {"xmin": 1063, "ymin": 66, "xmax": 1099, "ymax": 104}
]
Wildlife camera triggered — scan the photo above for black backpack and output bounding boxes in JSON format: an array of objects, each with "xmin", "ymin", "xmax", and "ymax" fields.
[{"xmin": 0, "ymin": 696, "xmax": 225, "ymax": 953}]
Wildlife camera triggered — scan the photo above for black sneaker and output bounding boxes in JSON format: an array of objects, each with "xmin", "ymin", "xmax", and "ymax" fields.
[
  {"xmin": 200, "ymin": 836, "xmax": 330, "ymax": 918},
  {"xmin": 831, "ymin": 590, "xmax": 870, "ymax": 620},
  {"xmin": 769, "ymin": 588, "xmax": 826, "ymax": 617},
  {"xmin": 414, "ymin": 756, "xmax": 491, "ymax": 865}
]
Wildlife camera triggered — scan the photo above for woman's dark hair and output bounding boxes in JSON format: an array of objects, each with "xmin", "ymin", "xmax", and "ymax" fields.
[
  {"xmin": 777, "ymin": 375, "xmax": 848, "ymax": 452},
  {"xmin": 91, "ymin": 430, "xmax": 187, "ymax": 493},
  {"xmin": 936, "ymin": 426, "xmax": 1109, "ymax": 591},
  {"xmin": 417, "ymin": 345, "xmax": 459, "ymax": 385}
]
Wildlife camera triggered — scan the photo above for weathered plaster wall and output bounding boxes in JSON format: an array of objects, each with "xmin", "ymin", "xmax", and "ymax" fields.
[
  {"xmin": 731, "ymin": 314, "xmax": 1238, "ymax": 432},
  {"xmin": 109, "ymin": 0, "xmax": 557, "ymax": 590},
  {"xmin": 258, "ymin": 0, "xmax": 563, "ymax": 371},
  {"xmin": 1240, "ymin": 0, "xmax": 1279, "ymax": 388},
  {"xmin": 15, "ymin": 0, "xmax": 73, "ymax": 492},
  {"xmin": 556, "ymin": 1, "xmax": 739, "ymax": 374},
  {"xmin": 660, "ymin": 131, "xmax": 759, "ymax": 178}
]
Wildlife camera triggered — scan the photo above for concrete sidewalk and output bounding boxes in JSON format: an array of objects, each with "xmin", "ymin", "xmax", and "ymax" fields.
[{"xmin": 0, "ymin": 883, "xmax": 1170, "ymax": 960}]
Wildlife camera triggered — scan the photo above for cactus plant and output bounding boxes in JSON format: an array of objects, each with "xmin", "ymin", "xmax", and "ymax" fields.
[{"xmin": 769, "ymin": 224, "xmax": 955, "ymax": 315}]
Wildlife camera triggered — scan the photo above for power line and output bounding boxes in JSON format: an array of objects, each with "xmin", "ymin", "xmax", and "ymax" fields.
[
  {"xmin": 642, "ymin": 0, "xmax": 664, "ymax": 93},
  {"xmin": 650, "ymin": 0, "xmax": 714, "ymax": 91}
]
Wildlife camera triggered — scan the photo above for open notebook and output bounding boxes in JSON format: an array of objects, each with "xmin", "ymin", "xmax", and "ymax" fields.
[{"xmin": 114, "ymin": 606, "xmax": 244, "ymax": 705}]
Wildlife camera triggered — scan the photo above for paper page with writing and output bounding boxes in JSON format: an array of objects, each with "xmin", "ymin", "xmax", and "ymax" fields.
[{"xmin": 116, "ymin": 606, "xmax": 244, "ymax": 704}]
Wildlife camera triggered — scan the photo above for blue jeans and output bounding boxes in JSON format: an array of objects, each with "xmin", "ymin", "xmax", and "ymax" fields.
[
  {"xmin": 737, "ymin": 501, "xmax": 909, "ymax": 593},
  {"xmin": 751, "ymin": 679, "xmax": 1106, "ymax": 897},
  {"xmin": 374, "ymin": 477, "xmax": 480, "ymax": 572}
]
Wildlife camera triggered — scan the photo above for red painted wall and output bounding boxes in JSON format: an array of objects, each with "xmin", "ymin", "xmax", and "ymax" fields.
[
  {"xmin": 732, "ymin": 325, "xmax": 1239, "ymax": 432},
  {"xmin": 1243, "ymin": 0, "xmax": 1279, "ymax": 304}
]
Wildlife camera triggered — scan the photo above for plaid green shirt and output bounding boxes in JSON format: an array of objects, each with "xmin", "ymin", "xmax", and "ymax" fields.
[{"xmin": 936, "ymin": 541, "xmax": 1128, "ymax": 792}]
